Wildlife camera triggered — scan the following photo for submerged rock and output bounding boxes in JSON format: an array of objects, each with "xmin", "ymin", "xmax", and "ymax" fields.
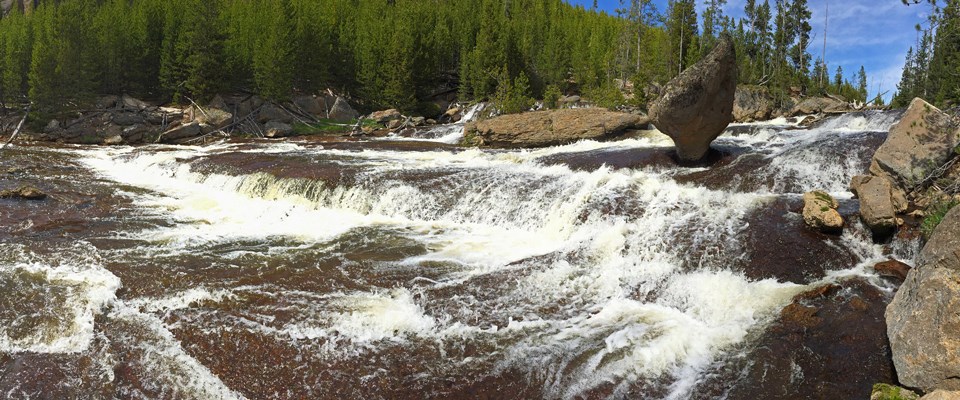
[
  {"xmin": 870, "ymin": 98, "xmax": 960, "ymax": 197},
  {"xmin": 649, "ymin": 34, "xmax": 737, "ymax": 161},
  {"xmin": 887, "ymin": 206, "xmax": 960, "ymax": 393},
  {"xmin": 466, "ymin": 108, "xmax": 647, "ymax": 147},
  {"xmin": 0, "ymin": 185, "xmax": 46, "ymax": 200},
  {"xmin": 802, "ymin": 190, "xmax": 843, "ymax": 232},
  {"xmin": 873, "ymin": 259, "xmax": 912, "ymax": 282}
]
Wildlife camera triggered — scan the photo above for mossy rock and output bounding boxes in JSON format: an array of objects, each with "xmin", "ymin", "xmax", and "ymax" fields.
[{"xmin": 870, "ymin": 383, "xmax": 919, "ymax": 400}]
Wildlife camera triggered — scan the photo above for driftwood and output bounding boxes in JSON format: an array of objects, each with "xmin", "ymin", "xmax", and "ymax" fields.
[{"xmin": 1, "ymin": 105, "xmax": 31, "ymax": 150}]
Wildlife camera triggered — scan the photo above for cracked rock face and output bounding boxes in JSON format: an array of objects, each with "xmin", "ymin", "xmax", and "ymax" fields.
[{"xmin": 887, "ymin": 206, "xmax": 960, "ymax": 393}]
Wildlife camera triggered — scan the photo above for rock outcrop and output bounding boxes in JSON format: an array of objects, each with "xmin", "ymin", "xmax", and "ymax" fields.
[
  {"xmin": 887, "ymin": 206, "xmax": 960, "ymax": 393},
  {"xmin": 922, "ymin": 391, "xmax": 960, "ymax": 400},
  {"xmin": 802, "ymin": 190, "xmax": 843, "ymax": 232},
  {"xmin": 850, "ymin": 175, "xmax": 901, "ymax": 235},
  {"xmin": 789, "ymin": 96, "xmax": 849, "ymax": 116},
  {"xmin": 465, "ymin": 108, "xmax": 648, "ymax": 147},
  {"xmin": 870, "ymin": 98, "xmax": 960, "ymax": 197},
  {"xmin": 733, "ymin": 85, "xmax": 774, "ymax": 122},
  {"xmin": 649, "ymin": 34, "xmax": 737, "ymax": 161}
]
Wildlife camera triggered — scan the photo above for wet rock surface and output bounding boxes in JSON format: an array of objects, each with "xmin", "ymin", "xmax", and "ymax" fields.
[{"xmin": 695, "ymin": 279, "xmax": 897, "ymax": 400}]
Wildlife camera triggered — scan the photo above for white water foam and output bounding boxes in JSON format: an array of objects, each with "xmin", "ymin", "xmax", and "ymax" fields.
[{"xmin": 0, "ymin": 243, "xmax": 121, "ymax": 354}]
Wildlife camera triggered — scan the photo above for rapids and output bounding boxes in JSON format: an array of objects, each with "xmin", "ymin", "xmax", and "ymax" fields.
[{"xmin": 0, "ymin": 110, "xmax": 916, "ymax": 399}]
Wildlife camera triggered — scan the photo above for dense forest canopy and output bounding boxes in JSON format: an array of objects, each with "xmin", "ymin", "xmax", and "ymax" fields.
[
  {"xmin": 892, "ymin": 0, "xmax": 960, "ymax": 108},
  {"xmin": 0, "ymin": 0, "xmax": 874, "ymax": 116}
]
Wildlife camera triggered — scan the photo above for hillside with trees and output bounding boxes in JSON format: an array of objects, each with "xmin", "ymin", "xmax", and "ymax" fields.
[
  {"xmin": 0, "ymin": 0, "xmax": 873, "ymax": 117},
  {"xmin": 892, "ymin": 0, "xmax": 960, "ymax": 108}
]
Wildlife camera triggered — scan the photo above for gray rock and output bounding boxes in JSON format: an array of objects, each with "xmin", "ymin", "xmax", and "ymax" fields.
[
  {"xmin": 733, "ymin": 85, "xmax": 774, "ymax": 122},
  {"xmin": 411, "ymin": 116, "xmax": 426, "ymax": 126},
  {"xmin": 121, "ymin": 94, "xmax": 151, "ymax": 111},
  {"xmin": 160, "ymin": 122, "xmax": 201, "ymax": 142},
  {"xmin": 43, "ymin": 119, "xmax": 60, "ymax": 133},
  {"xmin": 96, "ymin": 95, "xmax": 120, "ymax": 110},
  {"xmin": 802, "ymin": 190, "xmax": 843, "ymax": 232},
  {"xmin": 887, "ymin": 206, "xmax": 960, "ymax": 393},
  {"xmin": 112, "ymin": 112, "xmax": 144, "ymax": 126},
  {"xmin": 293, "ymin": 95, "xmax": 327, "ymax": 116},
  {"xmin": 194, "ymin": 107, "xmax": 232, "ymax": 130},
  {"xmin": 649, "ymin": 34, "xmax": 738, "ymax": 161},
  {"xmin": 328, "ymin": 97, "xmax": 358, "ymax": 122},
  {"xmin": 870, "ymin": 98, "xmax": 960, "ymax": 196},
  {"xmin": 257, "ymin": 103, "xmax": 292, "ymax": 124},
  {"xmin": 264, "ymin": 121, "xmax": 294, "ymax": 138},
  {"xmin": 851, "ymin": 175, "xmax": 901, "ymax": 235}
]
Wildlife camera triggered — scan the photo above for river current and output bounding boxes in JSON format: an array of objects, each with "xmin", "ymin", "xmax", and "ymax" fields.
[{"xmin": 0, "ymin": 110, "xmax": 917, "ymax": 399}]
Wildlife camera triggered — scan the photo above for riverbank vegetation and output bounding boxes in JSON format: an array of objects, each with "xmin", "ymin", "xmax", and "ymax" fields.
[{"xmin": 0, "ymin": 0, "xmax": 875, "ymax": 116}]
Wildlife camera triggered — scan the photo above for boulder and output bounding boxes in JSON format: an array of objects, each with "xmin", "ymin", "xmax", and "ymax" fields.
[
  {"xmin": 121, "ymin": 94, "xmax": 151, "ymax": 111},
  {"xmin": 922, "ymin": 391, "xmax": 960, "ymax": 400},
  {"xmin": 411, "ymin": 116, "xmax": 426, "ymax": 126},
  {"xmin": 160, "ymin": 122, "xmax": 201, "ymax": 142},
  {"xmin": 369, "ymin": 109, "xmax": 402, "ymax": 124},
  {"xmin": 43, "ymin": 119, "xmax": 60, "ymax": 133},
  {"xmin": 328, "ymin": 97, "xmax": 358, "ymax": 122},
  {"xmin": 466, "ymin": 108, "xmax": 648, "ymax": 147},
  {"xmin": 264, "ymin": 121, "xmax": 294, "ymax": 138},
  {"xmin": 559, "ymin": 95, "xmax": 581, "ymax": 106},
  {"xmin": 96, "ymin": 95, "xmax": 120, "ymax": 110},
  {"xmin": 112, "ymin": 112, "xmax": 144, "ymax": 126},
  {"xmin": 238, "ymin": 95, "xmax": 265, "ymax": 118},
  {"xmin": 870, "ymin": 98, "xmax": 960, "ymax": 197},
  {"xmin": 873, "ymin": 259, "xmax": 912, "ymax": 282},
  {"xmin": 102, "ymin": 135, "xmax": 123, "ymax": 145},
  {"xmin": 257, "ymin": 103, "xmax": 292, "ymax": 124},
  {"xmin": 293, "ymin": 95, "xmax": 327, "ymax": 116},
  {"xmin": 208, "ymin": 95, "xmax": 229, "ymax": 112},
  {"xmin": 887, "ymin": 206, "xmax": 960, "ymax": 393},
  {"xmin": 443, "ymin": 107, "xmax": 462, "ymax": 123},
  {"xmin": 802, "ymin": 190, "xmax": 843, "ymax": 232},
  {"xmin": 850, "ymin": 175, "xmax": 899, "ymax": 235},
  {"xmin": 194, "ymin": 107, "xmax": 232, "ymax": 130},
  {"xmin": 649, "ymin": 34, "xmax": 738, "ymax": 161},
  {"xmin": 0, "ymin": 185, "xmax": 46, "ymax": 200},
  {"xmin": 733, "ymin": 85, "xmax": 774, "ymax": 122},
  {"xmin": 789, "ymin": 97, "xmax": 849, "ymax": 116}
]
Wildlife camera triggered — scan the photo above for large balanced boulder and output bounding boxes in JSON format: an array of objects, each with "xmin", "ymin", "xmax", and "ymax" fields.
[
  {"xmin": 870, "ymin": 98, "xmax": 960, "ymax": 196},
  {"xmin": 887, "ymin": 206, "xmax": 960, "ymax": 393},
  {"xmin": 850, "ymin": 175, "xmax": 901, "ymax": 235},
  {"xmin": 733, "ymin": 85, "xmax": 774, "ymax": 122},
  {"xmin": 802, "ymin": 190, "xmax": 843, "ymax": 232},
  {"xmin": 466, "ymin": 108, "xmax": 648, "ymax": 147},
  {"xmin": 649, "ymin": 34, "xmax": 737, "ymax": 161}
]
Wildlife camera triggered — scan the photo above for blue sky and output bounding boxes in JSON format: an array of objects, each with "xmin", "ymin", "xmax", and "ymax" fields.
[{"xmin": 567, "ymin": 0, "xmax": 932, "ymax": 102}]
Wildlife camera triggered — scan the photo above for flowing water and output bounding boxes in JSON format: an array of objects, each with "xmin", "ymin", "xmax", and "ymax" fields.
[{"xmin": 0, "ymin": 110, "xmax": 916, "ymax": 399}]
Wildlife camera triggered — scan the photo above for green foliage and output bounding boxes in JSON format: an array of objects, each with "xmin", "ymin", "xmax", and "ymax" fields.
[
  {"xmin": 870, "ymin": 383, "xmax": 919, "ymax": 400},
  {"xmin": 584, "ymin": 82, "xmax": 626, "ymax": 110},
  {"xmin": 493, "ymin": 70, "xmax": 534, "ymax": 115},
  {"xmin": 921, "ymin": 196, "xmax": 959, "ymax": 239},
  {"xmin": 543, "ymin": 84, "xmax": 562, "ymax": 109}
]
